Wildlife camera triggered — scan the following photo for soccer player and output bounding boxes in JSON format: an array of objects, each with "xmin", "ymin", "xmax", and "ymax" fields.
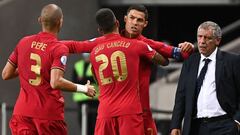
[
  {"xmin": 122, "ymin": 5, "xmax": 194, "ymax": 135},
  {"xmin": 91, "ymin": 8, "xmax": 168, "ymax": 135},
  {"xmin": 1, "ymin": 4, "xmax": 95, "ymax": 135}
]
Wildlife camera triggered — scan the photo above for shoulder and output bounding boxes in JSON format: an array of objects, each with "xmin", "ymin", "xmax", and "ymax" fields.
[
  {"xmin": 129, "ymin": 38, "xmax": 147, "ymax": 46},
  {"xmin": 52, "ymin": 41, "xmax": 69, "ymax": 54},
  {"xmin": 127, "ymin": 39, "xmax": 150, "ymax": 52},
  {"xmin": 138, "ymin": 35, "xmax": 148, "ymax": 41},
  {"xmin": 14, "ymin": 34, "xmax": 38, "ymax": 49},
  {"xmin": 19, "ymin": 34, "xmax": 37, "ymax": 43},
  {"xmin": 218, "ymin": 50, "xmax": 239, "ymax": 61},
  {"xmin": 90, "ymin": 36, "xmax": 105, "ymax": 42},
  {"xmin": 138, "ymin": 35, "xmax": 168, "ymax": 48},
  {"xmin": 218, "ymin": 50, "xmax": 240, "ymax": 70},
  {"xmin": 88, "ymin": 37, "xmax": 100, "ymax": 42},
  {"xmin": 138, "ymin": 35, "xmax": 157, "ymax": 44}
]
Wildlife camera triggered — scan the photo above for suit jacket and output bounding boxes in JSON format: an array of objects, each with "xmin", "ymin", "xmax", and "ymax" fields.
[{"xmin": 170, "ymin": 49, "xmax": 240, "ymax": 135}]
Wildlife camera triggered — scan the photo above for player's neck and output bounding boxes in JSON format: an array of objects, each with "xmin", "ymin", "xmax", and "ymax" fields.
[
  {"xmin": 103, "ymin": 29, "xmax": 119, "ymax": 36},
  {"xmin": 124, "ymin": 31, "xmax": 139, "ymax": 39},
  {"xmin": 111, "ymin": 31, "xmax": 119, "ymax": 35},
  {"xmin": 42, "ymin": 28, "xmax": 58, "ymax": 37}
]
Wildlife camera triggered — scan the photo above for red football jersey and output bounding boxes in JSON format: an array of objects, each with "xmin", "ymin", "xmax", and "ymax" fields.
[
  {"xmin": 8, "ymin": 32, "xmax": 69, "ymax": 120},
  {"xmin": 90, "ymin": 33, "xmax": 156, "ymax": 118}
]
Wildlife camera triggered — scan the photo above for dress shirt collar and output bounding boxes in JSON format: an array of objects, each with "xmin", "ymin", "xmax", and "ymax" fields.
[{"xmin": 200, "ymin": 47, "xmax": 218, "ymax": 62}]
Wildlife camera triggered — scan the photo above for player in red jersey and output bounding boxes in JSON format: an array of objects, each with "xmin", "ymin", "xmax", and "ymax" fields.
[
  {"xmin": 1, "ymin": 4, "xmax": 95, "ymax": 135},
  {"xmin": 92, "ymin": 8, "xmax": 168, "ymax": 135},
  {"xmin": 121, "ymin": 5, "xmax": 194, "ymax": 135}
]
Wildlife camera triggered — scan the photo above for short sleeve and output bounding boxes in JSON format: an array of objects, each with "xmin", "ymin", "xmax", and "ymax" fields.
[
  {"xmin": 51, "ymin": 43, "xmax": 69, "ymax": 71},
  {"xmin": 8, "ymin": 41, "xmax": 21, "ymax": 67},
  {"xmin": 137, "ymin": 41, "xmax": 156, "ymax": 61},
  {"xmin": 142, "ymin": 38, "xmax": 173, "ymax": 58}
]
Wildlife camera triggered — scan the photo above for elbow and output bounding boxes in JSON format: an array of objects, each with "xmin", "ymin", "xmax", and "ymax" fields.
[
  {"xmin": 2, "ymin": 62, "xmax": 18, "ymax": 80},
  {"xmin": 2, "ymin": 70, "xmax": 9, "ymax": 80},
  {"xmin": 154, "ymin": 53, "xmax": 169, "ymax": 66},
  {"xmin": 162, "ymin": 59, "xmax": 169, "ymax": 66},
  {"xmin": 50, "ymin": 78, "xmax": 62, "ymax": 89},
  {"xmin": 157, "ymin": 57, "xmax": 169, "ymax": 66}
]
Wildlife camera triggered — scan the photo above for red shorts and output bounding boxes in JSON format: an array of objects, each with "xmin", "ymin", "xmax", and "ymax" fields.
[
  {"xmin": 9, "ymin": 115, "xmax": 67, "ymax": 135},
  {"xmin": 143, "ymin": 110, "xmax": 158, "ymax": 135},
  {"xmin": 94, "ymin": 114, "xmax": 144, "ymax": 135}
]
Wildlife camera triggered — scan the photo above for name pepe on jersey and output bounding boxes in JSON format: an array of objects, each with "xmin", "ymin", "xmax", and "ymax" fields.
[
  {"xmin": 31, "ymin": 41, "xmax": 47, "ymax": 51},
  {"xmin": 30, "ymin": 41, "xmax": 67, "ymax": 66}
]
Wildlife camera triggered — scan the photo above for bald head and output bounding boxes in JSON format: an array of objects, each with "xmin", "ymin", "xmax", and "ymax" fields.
[{"xmin": 39, "ymin": 4, "xmax": 63, "ymax": 32}]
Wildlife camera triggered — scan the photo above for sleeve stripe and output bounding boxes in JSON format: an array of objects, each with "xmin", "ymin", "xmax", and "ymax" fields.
[
  {"xmin": 51, "ymin": 67, "xmax": 65, "ymax": 72},
  {"xmin": 8, "ymin": 59, "xmax": 17, "ymax": 67}
]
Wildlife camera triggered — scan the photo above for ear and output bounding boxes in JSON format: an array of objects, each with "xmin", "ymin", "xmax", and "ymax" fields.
[
  {"xmin": 124, "ymin": 15, "xmax": 127, "ymax": 23},
  {"xmin": 216, "ymin": 38, "xmax": 221, "ymax": 46},
  {"xmin": 97, "ymin": 27, "xmax": 104, "ymax": 35},
  {"xmin": 59, "ymin": 18, "xmax": 63, "ymax": 27},
  {"xmin": 38, "ymin": 17, "xmax": 41, "ymax": 24},
  {"xmin": 143, "ymin": 20, "xmax": 148, "ymax": 28},
  {"xmin": 115, "ymin": 20, "xmax": 119, "ymax": 27},
  {"xmin": 56, "ymin": 19, "xmax": 62, "ymax": 26}
]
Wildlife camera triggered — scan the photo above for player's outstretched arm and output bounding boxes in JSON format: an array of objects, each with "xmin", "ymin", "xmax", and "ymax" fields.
[
  {"xmin": 2, "ymin": 62, "xmax": 18, "ymax": 80},
  {"xmin": 50, "ymin": 68, "xmax": 96, "ymax": 97},
  {"xmin": 61, "ymin": 40, "xmax": 96, "ymax": 54},
  {"xmin": 143, "ymin": 38, "xmax": 193, "ymax": 61}
]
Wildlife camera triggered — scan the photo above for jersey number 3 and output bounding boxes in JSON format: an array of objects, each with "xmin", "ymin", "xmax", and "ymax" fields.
[
  {"xmin": 29, "ymin": 53, "xmax": 41, "ymax": 86},
  {"xmin": 96, "ymin": 51, "xmax": 128, "ymax": 85}
]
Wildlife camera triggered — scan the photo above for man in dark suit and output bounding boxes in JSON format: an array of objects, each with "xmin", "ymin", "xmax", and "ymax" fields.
[{"xmin": 170, "ymin": 21, "xmax": 240, "ymax": 135}]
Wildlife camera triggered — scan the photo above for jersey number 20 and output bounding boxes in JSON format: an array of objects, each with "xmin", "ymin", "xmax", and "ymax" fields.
[{"xmin": 96, "ymin": 51, "xmax": 128, "ymax": 85}]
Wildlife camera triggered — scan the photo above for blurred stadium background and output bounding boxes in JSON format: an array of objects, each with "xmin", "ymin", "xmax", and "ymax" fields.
[{"xmin": 0, "ymin": 0, "xmax": 239, "ymax": 135}]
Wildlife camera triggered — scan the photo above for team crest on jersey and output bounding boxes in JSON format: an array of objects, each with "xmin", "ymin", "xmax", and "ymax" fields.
[
  {"xmin": 89, "ymin": 38, "xmax": 96, "ymax": 42},
  {"xmin": 60, "ymin": 56, "xmax": 67, "ymax": 65},
  {"xmin": 147, "ymin": 44, "xmax": 153, "ymax": 51}
]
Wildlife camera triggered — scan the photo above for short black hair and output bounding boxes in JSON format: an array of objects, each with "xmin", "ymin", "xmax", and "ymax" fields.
[
  {"xmin": 126, "ymin": 4, "xmax": 148, "ymax": 21},
  {"xmin": 95, "ymin": 8, "xmax": 116, "ymax": 33}
]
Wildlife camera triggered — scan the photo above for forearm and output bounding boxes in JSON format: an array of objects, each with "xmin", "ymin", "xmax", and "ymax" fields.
[
  {"xmin": 51, "ymin": 77, "xmax": 77, "ymax": 92},
  {"xmin": 51, "ymin": 69, "xmax": 88, "ymax": 93},
  {"xmin": 2, "ymin": 62, "xmax": 18, "ymax": 80},
  {"xmin": 153, "ymin": 52, "xmax": 169, "ymax": 66}
]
